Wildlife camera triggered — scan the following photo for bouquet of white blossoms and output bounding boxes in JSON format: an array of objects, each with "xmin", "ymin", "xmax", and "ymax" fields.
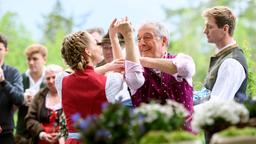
[
  {"xmin": 134, "ymin": 100, "xmax": 189, "ymax": 133},
  {"xmin": 73, "ymin": 100, "xmax": 190, "ymax": 144},
  {"xmin": 192, "ymin": 100, "xmax": 249, "ymax": 133}
]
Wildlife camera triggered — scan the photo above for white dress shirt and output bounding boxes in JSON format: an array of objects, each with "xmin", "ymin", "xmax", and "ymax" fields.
[
  {"xmin": 210, "ymin": 42, "xmax": 246, "ymax": 101},
  {"xmin": 210, "ymin": 58, "xmax": 245, "ymax": 101},
  {"xmin": 55, "ymin": 61, "xmax": 144, "ymax": 103}
]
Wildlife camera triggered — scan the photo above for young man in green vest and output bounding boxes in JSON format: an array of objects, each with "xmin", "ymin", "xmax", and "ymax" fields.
[
  {"xmin": 195, "ymin": 6, "xmax": 248, "ymax": 104},
  {"xmin": 15, "ymin": 44, "xmax": 47, "ymax": 144},
  {"xmin": 198, "ymin": 6, "xmax": 248, "ymax": 144}
]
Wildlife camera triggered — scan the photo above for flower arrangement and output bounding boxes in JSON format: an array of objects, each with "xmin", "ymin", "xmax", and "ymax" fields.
[
  {"xmin": 192, "ymin": 100, "xmax": 249, "ymax": 133},
  {"xmin": 73, "ymin": 100, "xmax": 189, "ymax": 143},
  {"xmin": 72, "ymin": 102, "xmax": 136, "ymax": 144},
  {"xmin": 134, "ymin": 100, "xmax": 189, "ymax": 133}
]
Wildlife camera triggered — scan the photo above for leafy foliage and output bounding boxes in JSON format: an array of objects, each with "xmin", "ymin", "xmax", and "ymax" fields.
[
  {"xmin": 243, "ymin": 99, "xmax": 256, "ymax": 118},
  {"xmin": 0, "ymin": 12, "xmax": 34, "ymax": 72},
  {"xmin": 41, "ymin": 0, "xmax": 74, "ymax": 69},
  {"xmin": 73, "ymin": 103, "xmax": 137, "ymax": 144},
  {"xmin": 73, "ymin": 100, "xmax": 188, "ymax": 144},
  {"xmin": 168, "ymin": 131, "xmax": 198, "ymax": 142},
  {"xmin": 0, "ymin": 0, "xmax": 74, "ymax": 72},
  {"xmin": 41, "ymin": 0, "xmax": 73, "ymax": 43},
  {"xmin": 1, "ymin": 0, "xmax": 256, "ymax": 87},
  {"xmin": 45, "ymin": 29, "xmax": 66, "ymax": 68},
  {"xmin": 139, "ymin": 131, "xmax": 170, "ymax": 144},
  {"xmin": 243, "ymin": 43, "xmax": 256, "ymax": 98},
  {"xmin": 218, "ymin": 126, "xmax": 256, "ymax": 137},
  {"xmin": 99, "ymin": 103, "xmax": 137, "ymax": 144},
  {"xmin": 164, "ymin": 0, "xmax": 256, "ymax": 92},
  {"xmin": 139, "ymin": 130, "xmax": 198, "ymax": 144}
]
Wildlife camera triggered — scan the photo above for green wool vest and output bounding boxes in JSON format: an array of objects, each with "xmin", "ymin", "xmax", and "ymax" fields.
[{"xmin": 204, "ymin": 44, "xmax": 248, "ymax": 102}]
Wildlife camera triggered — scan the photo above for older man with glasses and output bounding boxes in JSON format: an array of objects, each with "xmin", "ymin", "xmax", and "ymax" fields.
[
  {"xmin": 135, "ymin": 21, "xmax": 195, "ymax": 131},
  {"xmin": 109, "ymin": 18, "xmax": 196, "ymax": 131}
]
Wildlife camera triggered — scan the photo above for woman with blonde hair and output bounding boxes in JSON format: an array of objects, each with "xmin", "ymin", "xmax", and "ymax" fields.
[{"xmin": 61, "ymin": 18, "xmax": 144, "ymax": 144}]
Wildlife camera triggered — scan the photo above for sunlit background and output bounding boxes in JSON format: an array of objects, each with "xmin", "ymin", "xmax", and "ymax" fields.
[{"xmin": 0, "ymin": 0, "xmax": 255, "ymax": 96}]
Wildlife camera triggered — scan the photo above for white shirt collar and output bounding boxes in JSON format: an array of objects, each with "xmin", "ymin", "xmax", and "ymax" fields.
[
  {"xmin": 25, "ymin": 67, "xmax": 46, "ymax": 91},
  {"xmin": 216, "ymin": 40, "xmax": 236, "ymax": 54}
]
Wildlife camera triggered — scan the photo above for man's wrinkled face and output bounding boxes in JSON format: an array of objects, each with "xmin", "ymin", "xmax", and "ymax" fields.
[{"xmin": 137, "ymin": 24, "xmax": 165, "ymax": 58}]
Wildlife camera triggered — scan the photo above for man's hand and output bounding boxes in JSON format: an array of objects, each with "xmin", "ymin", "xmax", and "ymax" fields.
[
  {"xmin": 114, "ymin": 17, "xmax": 134, "ymax": 36},
  {"xmin": 109, "ymin": 18, "xmax": 119, "ymax": 38}
]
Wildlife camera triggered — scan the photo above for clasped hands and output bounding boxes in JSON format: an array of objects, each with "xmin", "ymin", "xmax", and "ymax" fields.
[{"xmin": 109, "ymin": 17, "xmax": 134, "ymax": 38}]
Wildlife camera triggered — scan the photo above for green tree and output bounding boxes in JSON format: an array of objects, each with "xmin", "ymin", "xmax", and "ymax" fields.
[
  {"xmin": 0, "ymin": 12, "xmax": 34, "ymax": 72},
  {"xmin": 164, "ymin": 0, "xmax": 256, "ymax": 96},
  {"xmin": 41, "ymin": 0, "xmax": 73, "ymax": 43},
  {"xmin": 40, "ymin": 0, "xmax": 74, "ymax": 68}
]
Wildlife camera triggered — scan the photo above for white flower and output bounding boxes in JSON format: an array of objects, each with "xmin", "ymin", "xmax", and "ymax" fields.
[
  {"xmin": 134, "ymin": 100, "xmax": 188, "ymax": 124},
  {"xmin": 192, "ymin": 100, "xmax": 249, "ymax": 132}
]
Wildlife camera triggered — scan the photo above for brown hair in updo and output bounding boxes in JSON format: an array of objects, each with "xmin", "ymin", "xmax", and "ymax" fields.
[{"xmin": 61, "ymin": 31, "xmax": 91, "ymax": 71}]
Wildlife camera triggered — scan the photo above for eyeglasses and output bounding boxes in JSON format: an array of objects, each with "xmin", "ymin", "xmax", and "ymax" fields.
[{"xmin": 137, "ymin": 33, "xmax": 161, "ymax": 42}]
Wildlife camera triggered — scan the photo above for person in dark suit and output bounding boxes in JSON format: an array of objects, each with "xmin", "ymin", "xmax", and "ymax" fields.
[{"xmin": 0, "ymin": 33, "xmax": 24, "ymax": 144}]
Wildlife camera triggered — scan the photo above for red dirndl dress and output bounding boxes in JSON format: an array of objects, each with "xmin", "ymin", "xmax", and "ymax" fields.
[{"xmin": 38, "ymin": 110, "xmax": 60, "ymax": 144}]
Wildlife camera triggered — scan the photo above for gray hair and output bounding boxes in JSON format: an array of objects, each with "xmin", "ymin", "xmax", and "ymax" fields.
[
  {"xmin": 139, "ymin": 21, "xmax": 170, "ymax": 46},
  {"xmin": 45, "ymin": 64, "xmax": 63, "ymax": 74}
]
